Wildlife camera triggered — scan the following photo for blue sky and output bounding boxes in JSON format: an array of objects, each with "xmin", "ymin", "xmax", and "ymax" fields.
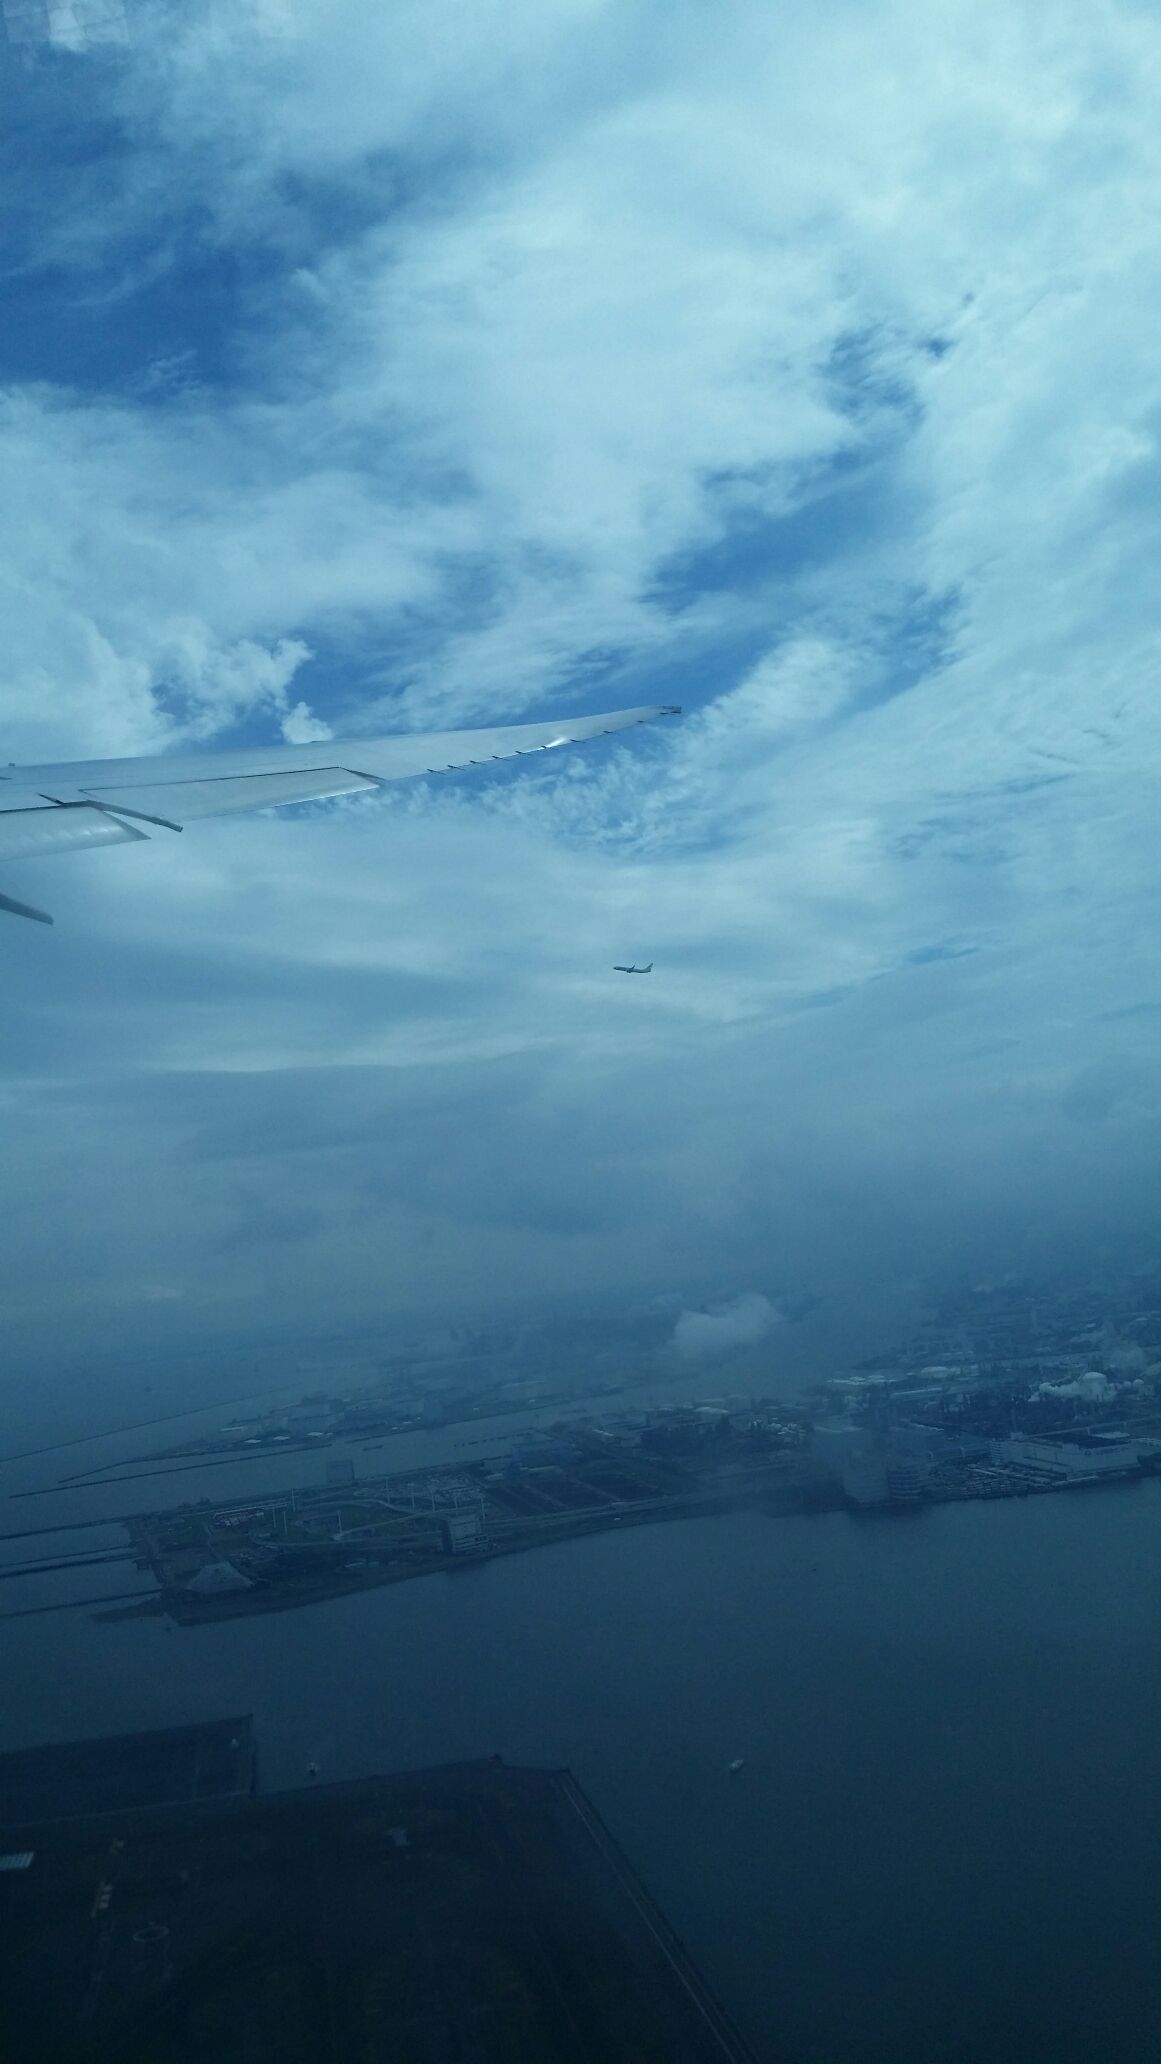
[{"xmin": 4, "ymin": 0, "xmax": 1161, "ymax": 1373}]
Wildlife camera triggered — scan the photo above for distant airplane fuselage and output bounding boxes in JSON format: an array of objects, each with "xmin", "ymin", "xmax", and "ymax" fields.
[{"xmin": 613, "ymin": 962, "xmax": 653, "ymax": 973}]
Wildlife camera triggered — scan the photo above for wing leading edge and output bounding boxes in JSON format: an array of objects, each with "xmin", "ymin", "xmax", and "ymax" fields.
[{"xmin": 0, "ymin": 702, "xmax": 678, "ymax": 923}]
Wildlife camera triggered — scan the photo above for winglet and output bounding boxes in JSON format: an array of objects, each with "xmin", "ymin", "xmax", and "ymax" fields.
[{"xmin": 0, "ymin": 889, "xmax": 53, "ymax": 925}]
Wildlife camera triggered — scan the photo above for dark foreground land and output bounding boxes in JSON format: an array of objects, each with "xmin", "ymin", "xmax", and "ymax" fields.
[
  {"xmin": 0, "ymin": 1716, "xmax": 257, "ymax": 1826},
  {"xmin": 0, "ymin": 1722, "xmax": 763, "ymax": 2064}
]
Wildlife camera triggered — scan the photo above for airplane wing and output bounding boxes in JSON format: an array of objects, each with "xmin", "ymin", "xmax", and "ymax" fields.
[{"xmin": 0, "ymin": 702, "xmax": 678, "ymax": 923}]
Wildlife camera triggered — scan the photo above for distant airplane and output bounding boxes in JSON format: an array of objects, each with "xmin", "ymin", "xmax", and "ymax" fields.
[
  {"xmin": 613, "ymin": 962, "xmax": 653, "ymax": 974},
  {"xmin": 0, "ymin": 702, "xmax": 679, "ymax": 925}
]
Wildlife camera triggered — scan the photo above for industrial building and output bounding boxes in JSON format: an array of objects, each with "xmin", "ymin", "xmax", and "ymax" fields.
[
  {"xmin": 991, "ymin": 1433, "xmax": 1141, "ymax": 1483},
  {"xmin": 884, "ymin": 1452, "xmax": 931, "ymax": 1502},
  {"xmin": 837, "ymin": 1441, "xmax": 932, "ymax": 1508},
  {"xmin": 442, "ymin": 1509, "xmax": 483, "ymax": 1554}
]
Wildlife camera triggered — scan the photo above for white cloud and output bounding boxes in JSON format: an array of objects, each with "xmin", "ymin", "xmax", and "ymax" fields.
[
  {"xmin": 674, "ymin": 1293, "xmax": 782, "ymax": 1361},
  {"xmin": 280, "ymin": 700, "xmax": 333, "ymax": 743},
  {"xmin": 11, "ymin": 0, "xmax": 1161, "ymax": 771},
  {"xmin": 6, "ymin": 1, "xmax": 1161, "ymax": 1359}
]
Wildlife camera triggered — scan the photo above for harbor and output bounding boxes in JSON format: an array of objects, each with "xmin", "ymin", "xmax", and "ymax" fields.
[
  {"xmin": 4, "ymin": 1269, "xmax": 1161, "ymax": 1627},
  {"xmin": 4, "ymin": 1389, "xmax": 1160, "ymax": 1626},
  {"xmin": 3, "ymin": 1428, "xmax": 1160, "ymax": 2063},
  {"xmin": 120, "ymin": 1425, "xmax": 810, "ymax": 1623}
]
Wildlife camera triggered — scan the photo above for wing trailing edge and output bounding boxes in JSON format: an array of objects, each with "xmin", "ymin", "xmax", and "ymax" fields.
[{"xmin": 0, "ymin": 701, "xmax": 679, "ymax": 924}]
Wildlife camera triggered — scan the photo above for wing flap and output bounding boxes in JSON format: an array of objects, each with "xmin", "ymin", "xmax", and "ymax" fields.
[
  {"xmin": 77, "ymin": 767, "xmax": 381, "ymax": 825},
  {"xmin": 0, "ymin": 703, "xmax": 678, "ymax": 921},
  {"xmin": 0, "ymin": 802, "xmax": 147, "ymax": 863}
]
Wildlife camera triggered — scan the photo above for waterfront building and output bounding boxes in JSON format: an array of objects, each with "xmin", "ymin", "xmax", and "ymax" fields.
[
  {"xmin": 442, "ymin": 1511, "xmax": 482, "ymax": 1555},
  {"xmin": 842, "ymin": 1444, "xmax": 931, "ymax": 1507},
  {"xmin": 885, "ymin": 1453, "xmax": 930, "ymax": 1502},
  {"xmin": 842, "ymin": 1450, "xmax": 890, "ymax": 1507},
  {"xmin": 991, "ymin": 1435, "xmax": 1139, "ymax": 1482}
]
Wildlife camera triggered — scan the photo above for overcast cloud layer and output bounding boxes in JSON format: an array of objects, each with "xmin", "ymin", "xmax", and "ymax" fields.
[{"xmin": 4, "ymin": 1, "xmax": 1161, "ymax": 1375}]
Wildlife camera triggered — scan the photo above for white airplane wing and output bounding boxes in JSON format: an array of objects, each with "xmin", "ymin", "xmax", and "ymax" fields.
[{"xmin": 0, "ymin": 702, "xmax": 678, "ymax": 923}]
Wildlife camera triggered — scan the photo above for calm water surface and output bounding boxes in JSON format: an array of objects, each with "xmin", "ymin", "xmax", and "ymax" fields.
[{"xmin": 3, "ymin": 1448, "xmax": 1159, "ymax": 2064}]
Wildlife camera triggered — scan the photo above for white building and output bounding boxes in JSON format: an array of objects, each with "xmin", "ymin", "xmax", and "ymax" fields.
[
  {"xmin": 885, "ymin": 1453, "xmax": 930, "ymax": 1502},
  {"xmin": 991, "ymin": 1437, "xmax": 1138, "ymax": 1481},
  {"xmin": 442, "ymin": 1511, "xmax": 482, "ymax": 1555}
]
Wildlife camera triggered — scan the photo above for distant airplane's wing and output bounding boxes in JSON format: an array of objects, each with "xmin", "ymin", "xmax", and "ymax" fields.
[{"xmin": 0, "ymin": 703, "xmax": 678, "ymax": 923}]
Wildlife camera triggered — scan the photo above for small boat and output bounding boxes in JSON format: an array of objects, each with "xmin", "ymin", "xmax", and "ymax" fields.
[{"xmin": 728, "ymin": 1757, "xmax": 745, "ymax": 1774}]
